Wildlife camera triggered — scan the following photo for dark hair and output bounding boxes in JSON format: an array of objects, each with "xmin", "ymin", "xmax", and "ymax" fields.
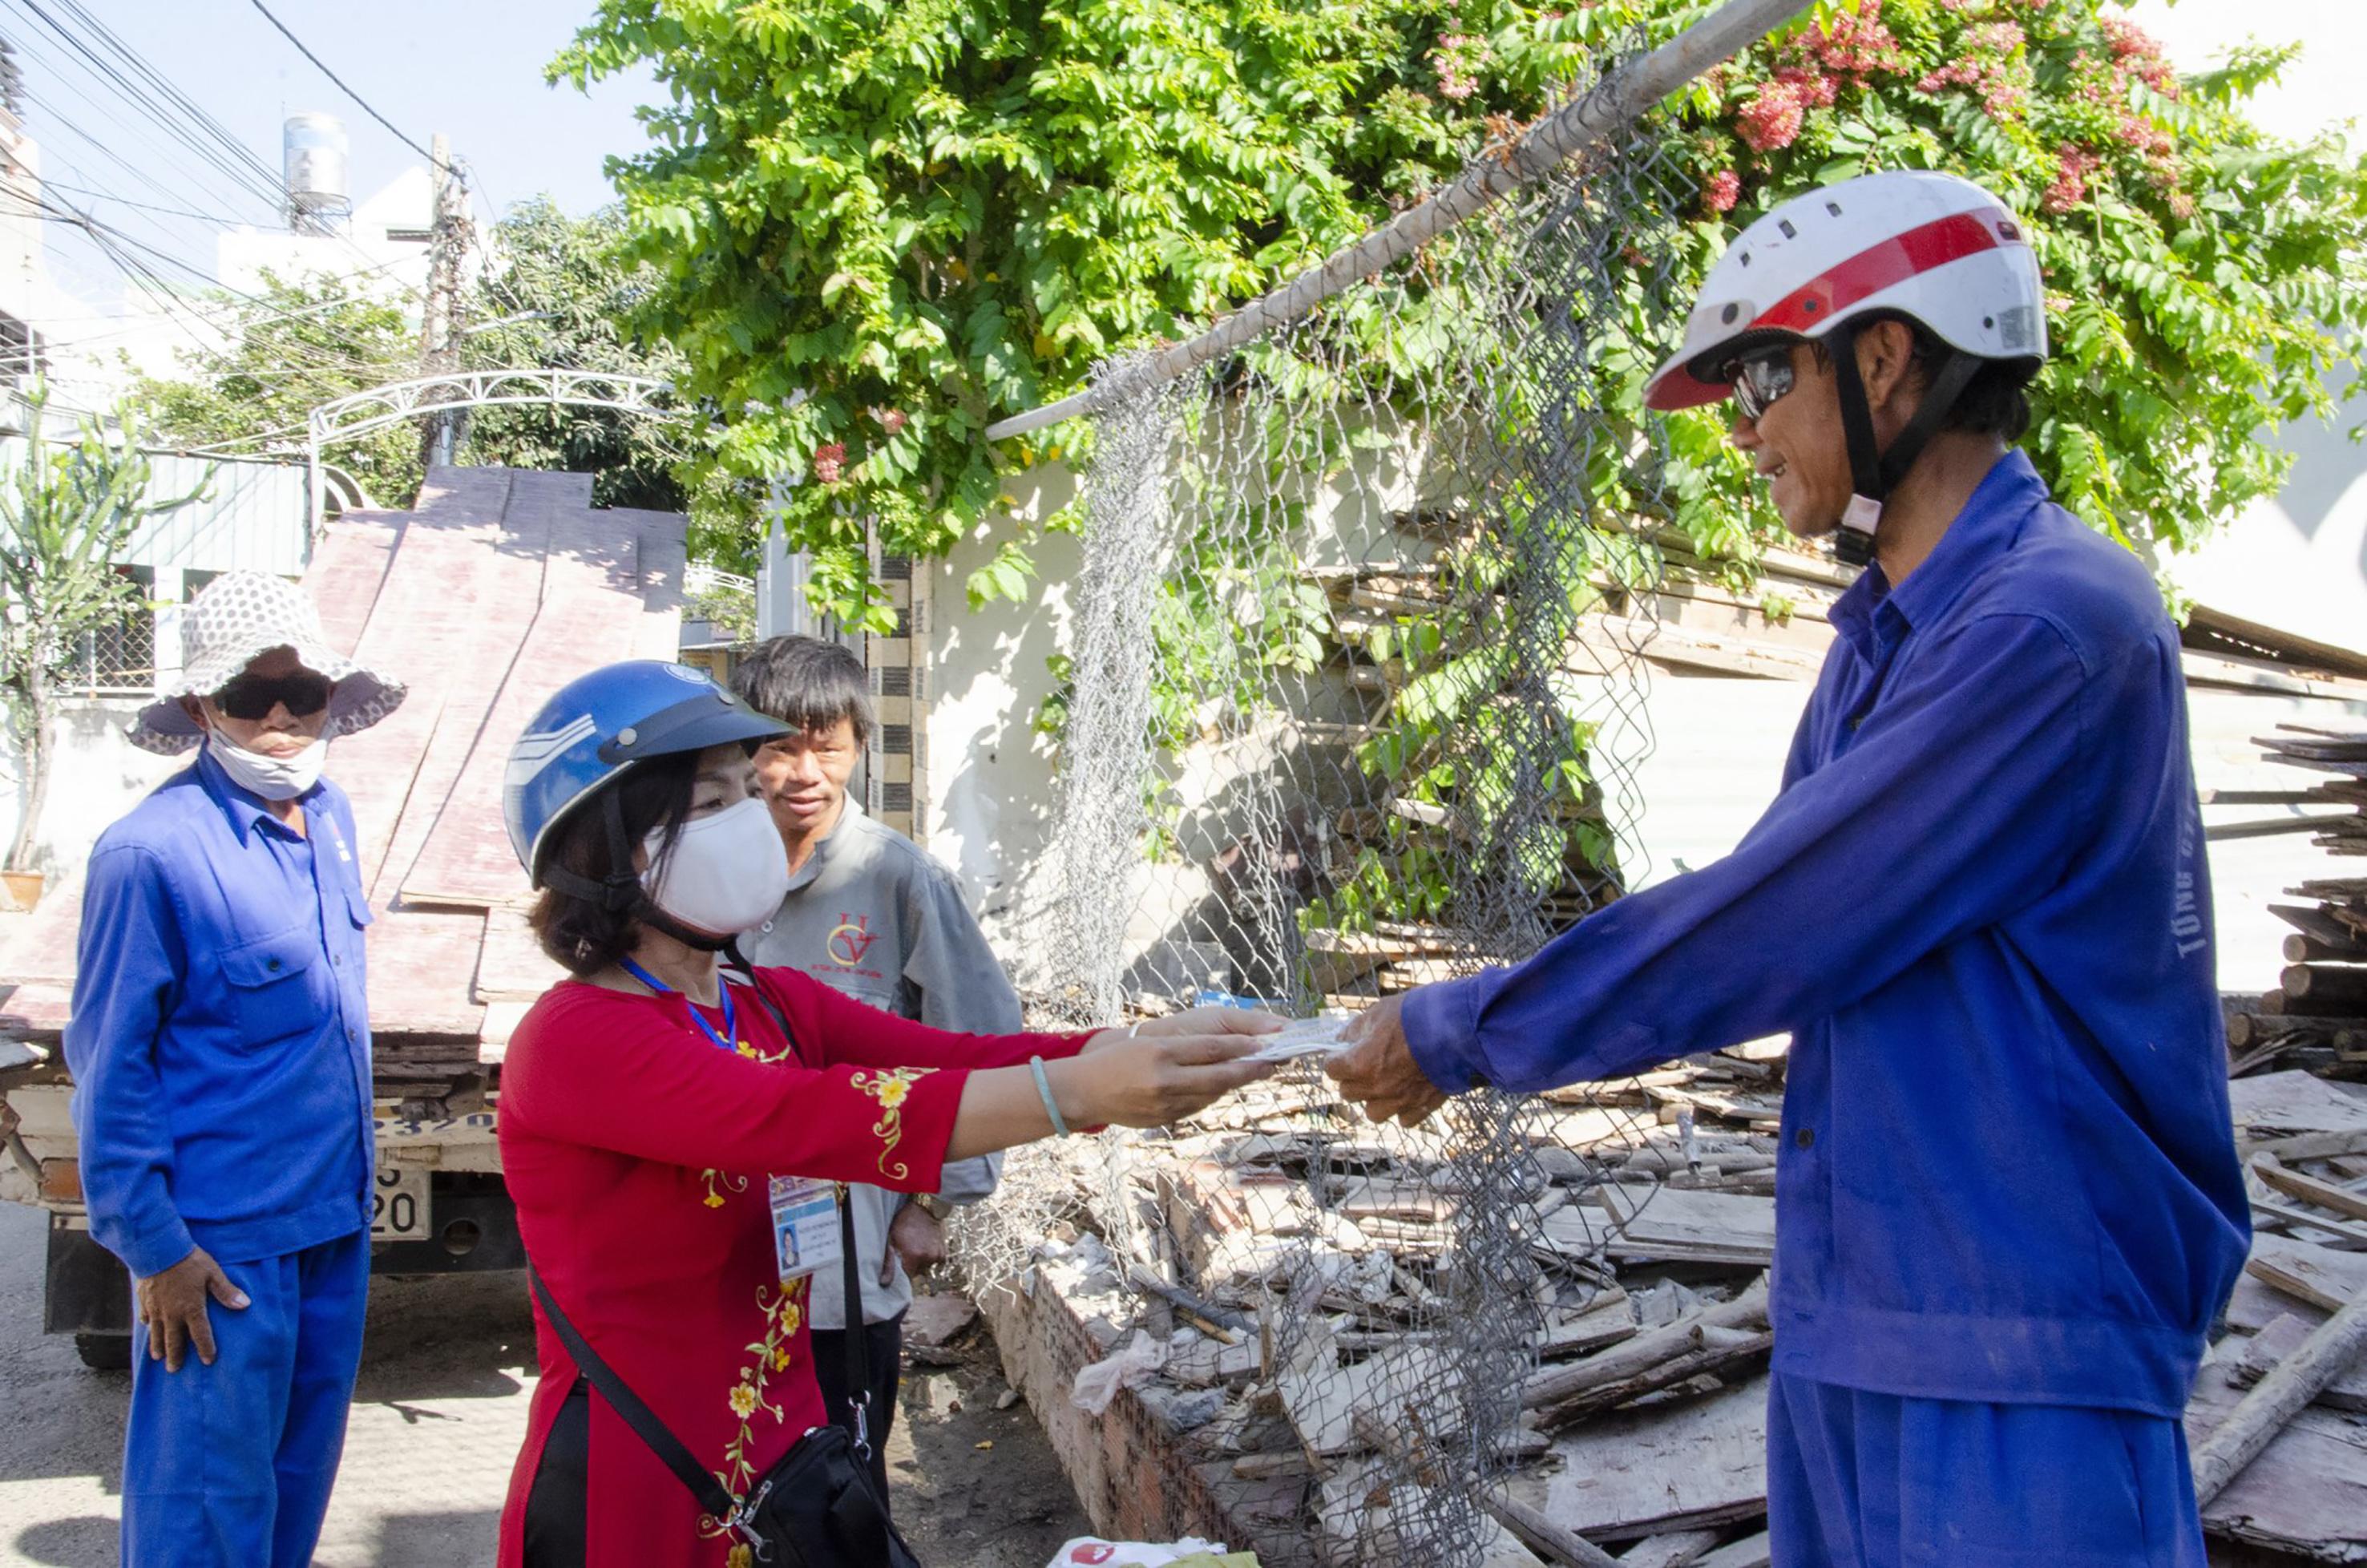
[
  {"xmin": 527, "ymin": 750, "xmax": 699, "ymax": 977},
  {"xmin": 729, "ymin": 635, "xmax": 874, "ymax": 747},
  {"xmin": 1818, "ymin": 312, "xmax": 2037, "ymax": 441}
]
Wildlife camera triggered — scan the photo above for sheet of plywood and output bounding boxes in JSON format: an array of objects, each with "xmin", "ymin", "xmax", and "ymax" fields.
[
  {"xmin": 2185, "ymin": 1353, "xmax": 2367, "ymax": 1562},
  {"xmin": 328, "ymin": 471, "xmax": 519, "ymax": 899},
  {"xmin": 1548, "ymin": 1188, "xmax": 1775, "ymax": 1267},
  {"xmin": 627, "ymin": 509, "xmax": 689, "ymax": 659},
  {"xmin": 401, "ymin": 484, "xmax": 646, "ymax": 907},
  {"xmin": 362, "ymin": 472, "xmax": 560, "ymax": 905},
  {"xmin": 301, "ymin": 510, "xmax": 406, "ymax": 653},
  {"xmin": 474, "ymin": 905, "xmax": 565, "ymax": 1003},
  {"xmin": 1505, "ymin": 1373, "xmax": 1767, "ymax": 1542},
  {"xmin": 365, "ymin": 909, "xmax": 490, "ymax": 1037},
  {"xmin": 1602, "ymin": 1186, "xmax": 1776, "ymax": 1266},
  {"xmin": 2231, "ymin": 1072, "xmax": 2367, "ymax": 1144}
]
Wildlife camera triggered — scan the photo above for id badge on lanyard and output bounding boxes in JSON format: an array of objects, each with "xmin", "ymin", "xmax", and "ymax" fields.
[{"xmin": 769, "ymin": 1176, "xmax": 842, "ymax": 1282}]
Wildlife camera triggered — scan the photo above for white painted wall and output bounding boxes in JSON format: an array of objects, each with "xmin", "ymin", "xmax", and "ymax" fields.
[
  {"xmin": 1, "ymin": 700, "xmax": 184, "ymax": 880},
  {"xmin": 922, "ymin": 467, "xmax": 1083, "ymax": 956}
]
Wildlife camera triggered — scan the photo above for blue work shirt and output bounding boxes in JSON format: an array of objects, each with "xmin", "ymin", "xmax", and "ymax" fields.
[
  {"xmin": 65, "ymin": 746, "xmax": 375, "ymax": 1279},
  {"xmin": 1405, "ymin": 451, "xmax": 2249, "ymax": 1416}
]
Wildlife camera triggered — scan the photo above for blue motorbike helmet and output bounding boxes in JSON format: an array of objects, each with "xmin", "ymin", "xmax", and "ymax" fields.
[{"xmin": 504, "ymin": 660, "xmax": 788, "ymax": 913}]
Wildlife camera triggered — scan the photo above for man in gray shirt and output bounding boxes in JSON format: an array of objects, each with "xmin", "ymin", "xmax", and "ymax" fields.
[{"xmin": 730, "ymin": 635, "xmax": 1016, "ymax": 1506}]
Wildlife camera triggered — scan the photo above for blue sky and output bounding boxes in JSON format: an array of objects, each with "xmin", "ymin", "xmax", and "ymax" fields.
[{"xmin": 14, "ymin": 0, "xmax": 660, "ymax": 305}]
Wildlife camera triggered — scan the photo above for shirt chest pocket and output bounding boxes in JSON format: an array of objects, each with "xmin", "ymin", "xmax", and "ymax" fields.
[{"xmin": 219, "ymin": 920, "xmax": 333, "ymax": 1046}]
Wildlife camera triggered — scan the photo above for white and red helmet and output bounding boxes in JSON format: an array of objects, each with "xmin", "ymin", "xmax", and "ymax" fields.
[{"xmin": 1644, "ymin": 169, "xmax": 2046, "ymax": 413}]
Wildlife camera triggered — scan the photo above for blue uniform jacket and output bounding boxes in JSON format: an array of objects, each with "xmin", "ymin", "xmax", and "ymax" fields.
[
  {"xmin": 64, "ymin": 746, "xmax": 375, "ymax": 1279},
  {"xmin": 1404, "ymin": 451, "xmax": 2249, "ymax": 1416}
]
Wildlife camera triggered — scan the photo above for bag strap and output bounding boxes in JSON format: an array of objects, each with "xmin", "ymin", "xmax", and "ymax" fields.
[
  {"xmin": 730, "ymin": 959, "xmax": 880, "ymax": 1461},
  {"xmin": 527, "ymin": 1261, "xmax": 737, "ymax": 1522}
]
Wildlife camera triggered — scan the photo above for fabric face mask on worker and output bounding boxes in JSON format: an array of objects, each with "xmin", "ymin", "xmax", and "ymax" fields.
[
  {"xmin": 206, "ymin": 731, "xmax": 329, "ymax": 801},
  {"xmin": 641, "ymin": 797, "xmax": 794, "ymax": 937}
]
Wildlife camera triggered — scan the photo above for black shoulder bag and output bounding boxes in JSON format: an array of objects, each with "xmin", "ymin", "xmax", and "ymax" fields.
[{"xmin": 526, "ymin": 971, "xmax": 922, "ymax": 1568}]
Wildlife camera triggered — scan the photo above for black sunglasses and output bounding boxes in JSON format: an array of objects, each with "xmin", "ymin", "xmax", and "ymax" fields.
[
  {"xmin": 1727, "ymin": 346, "xmax": 1798, "ymax": 422},
  {"xmin": 212, "ymin": 670, "xmax": 333, "ymax": 721}
]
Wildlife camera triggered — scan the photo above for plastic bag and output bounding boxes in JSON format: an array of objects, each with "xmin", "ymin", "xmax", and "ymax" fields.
[
  {"xmin": 1045, "ymin": 1538, "xmax": 1250, "ymax": 1567},
  {"xmin": 1068, "ymin": 1328, "xmax": 1165, "ymax": 1414}
]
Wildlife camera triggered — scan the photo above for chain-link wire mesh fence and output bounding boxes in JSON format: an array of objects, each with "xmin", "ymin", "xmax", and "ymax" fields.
[{"xmin": 950, "ymin": 10, "xmax": 1812, "ymax": 1562}]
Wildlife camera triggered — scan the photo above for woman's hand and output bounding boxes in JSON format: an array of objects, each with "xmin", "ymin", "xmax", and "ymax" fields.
[
  {"xmin": 1081, "ymin": 1005, "xmax": 1286, "ymax": 1054},
  {"xmin": 1056, "ymin": 1031, "xmax": 1278, "ymax": 1128}
]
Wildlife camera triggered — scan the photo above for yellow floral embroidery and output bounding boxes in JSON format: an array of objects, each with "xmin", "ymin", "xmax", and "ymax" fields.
[
  {"xmin": 694, "ymin": 1032, "xmax": 794, "ymax": 1215},
  {"xmin": 848, "ymin": 1066, "xmax": 934, "ymax": 1182},
  {"xmin": 713, "ymin": 1276, "xmax": 813, "ymax": 1502},
  {"xmin": 727, "ymin": 1546, "xmax": 753, "ymax": 1568}
]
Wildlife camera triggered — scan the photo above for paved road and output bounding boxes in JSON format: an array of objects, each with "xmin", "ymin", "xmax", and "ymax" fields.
[{"xmin": 0, "ymin": 1199, "xmax": 1087, "ymax": 1566}]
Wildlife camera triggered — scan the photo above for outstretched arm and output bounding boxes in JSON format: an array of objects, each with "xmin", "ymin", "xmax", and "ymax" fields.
[{"xmin": 1338, "ymin": 611, "xmax": 2148, "ymax": 1113}]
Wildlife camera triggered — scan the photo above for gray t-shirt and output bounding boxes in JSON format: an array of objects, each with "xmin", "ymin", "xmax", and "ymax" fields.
[{"xmin": 739, "ymin": 802, "xmax": 1019, "ymax": 1329}]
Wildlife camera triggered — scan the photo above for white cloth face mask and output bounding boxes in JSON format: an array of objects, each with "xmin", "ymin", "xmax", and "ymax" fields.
[
  {"xmin": 206, "ymin": 731, "xmax": 328, "ymax": 801},
  {"xmin": 641, "ymin": 796, "xmax": 792, "ymax": 937}
]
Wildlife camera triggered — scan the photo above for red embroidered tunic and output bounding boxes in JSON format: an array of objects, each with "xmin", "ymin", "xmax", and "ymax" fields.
[{"xmin": 493, "ymin": 965, "xmax": 1089, "ymax": 1568}]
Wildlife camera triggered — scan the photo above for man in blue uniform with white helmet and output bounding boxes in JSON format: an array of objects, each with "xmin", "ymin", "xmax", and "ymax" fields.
[{"xmin": 1329, "ymin": 169, "xmax": 2250, "ymax": 1564}]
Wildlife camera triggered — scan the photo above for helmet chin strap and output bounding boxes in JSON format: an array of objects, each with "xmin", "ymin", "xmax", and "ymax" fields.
[
  {"xmin": 539, "ymin": 784, "xmax": 736, "ymax": 953},
  {"xmin": 1825, "ymin": 318, "xmax": 1984, "ymax": 571}
]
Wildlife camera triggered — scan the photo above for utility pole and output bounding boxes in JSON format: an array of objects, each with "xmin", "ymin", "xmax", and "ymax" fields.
[{"xmin": 418, "ymin": 131, "xmax": 470, "ymax": 470}]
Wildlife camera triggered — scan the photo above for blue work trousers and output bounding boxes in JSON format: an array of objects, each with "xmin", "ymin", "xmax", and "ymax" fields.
[
  {"xmin": 121, "ymin": 1229, "xmax": 369, "ymax": 1568},
  {"xmin": 1765, "ymin": 1370, "xmax": 2206, "ymax": 1567}
]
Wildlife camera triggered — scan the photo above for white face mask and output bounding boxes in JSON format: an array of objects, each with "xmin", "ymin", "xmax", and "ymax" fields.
[
  {"xmin": 206, "ymin": 731, "xmax": 328, "ymax": 801},
  {"xmin": 641, "ymin": 796, "xmax": 792, "ymax": 937}
]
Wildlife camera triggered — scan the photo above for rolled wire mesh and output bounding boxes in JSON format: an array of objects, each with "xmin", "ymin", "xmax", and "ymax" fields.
[{"xmin": 997, "ymin": 66, "xmax": 1735, "ymax": 1568}]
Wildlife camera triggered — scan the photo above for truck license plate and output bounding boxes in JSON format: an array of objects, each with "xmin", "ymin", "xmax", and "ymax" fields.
[{"xmin": 370, "ymin": 1163, "xmax": 431, "ymax": 1240}]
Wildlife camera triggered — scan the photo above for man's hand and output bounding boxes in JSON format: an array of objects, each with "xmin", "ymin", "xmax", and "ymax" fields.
[
  {"xmin": 1327, "ymin": 993, "xmax": 1450, "ymax": 1128},
  {"xmin": 137, "ymin": 1247, "xmax": 248, "ymax": 1372},
  {"xmin": 886, "ymin": 1202, "xmax": 947, "ymax": 1287}
]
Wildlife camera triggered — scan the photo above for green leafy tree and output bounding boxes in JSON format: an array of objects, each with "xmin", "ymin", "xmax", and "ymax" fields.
[
  {"xmin": 553, "ymin": 0, "xmax": 1614, "ymax": 625},
  {"xmin": 133, "ymin": 269, "xmax": 419, "ymax": 509},
  {"xmin": 560, "ymin": 0, "xmax": 2365, "ymax": 620},
  {"xmin": 457, "ymin": 198, "xmax": 694, "ymax": 515},
  {"xmin": 1, "ymin": 386, "xmax": 207, "ymax": 871}
]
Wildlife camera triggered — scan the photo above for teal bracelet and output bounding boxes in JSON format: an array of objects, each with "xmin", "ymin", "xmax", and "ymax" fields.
[{"xmin": 1028, "ymin": 1055, "xmax": 1072, "ymax": 1138}]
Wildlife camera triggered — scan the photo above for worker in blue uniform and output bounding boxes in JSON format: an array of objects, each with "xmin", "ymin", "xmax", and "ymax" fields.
[
  {"xmin": 65, "ymin": 571, "xmax": 406, "ymax": 1568},
  {"xmin": 1328, "ymin": 169, "xmax": 2250, "ymax": 1566}
]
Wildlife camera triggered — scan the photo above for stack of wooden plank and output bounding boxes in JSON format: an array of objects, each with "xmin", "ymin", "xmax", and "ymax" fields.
[
  {"xmin": 2223, "ymin": 728, "xmax": 2367, "ymax": 1077},
  {"xmin": 0, "ymin": 467, "xmax": 686, "ymax": 1119}
]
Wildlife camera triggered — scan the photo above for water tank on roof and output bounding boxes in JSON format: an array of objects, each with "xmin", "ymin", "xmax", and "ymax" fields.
[{"xmin": 284, "ymin": 112, "xmax": 350, "ymax": 236}]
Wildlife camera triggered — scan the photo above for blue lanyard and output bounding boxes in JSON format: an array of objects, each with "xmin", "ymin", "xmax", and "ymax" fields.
[{"xmin": 619, "ymin": 957, "xmax": 737, "ymax": 1054}]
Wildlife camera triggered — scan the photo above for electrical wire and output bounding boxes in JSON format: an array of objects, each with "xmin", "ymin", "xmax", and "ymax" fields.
[{"xmin": 244, "ymin": 0, "xmax": 436, "ymax": 164}]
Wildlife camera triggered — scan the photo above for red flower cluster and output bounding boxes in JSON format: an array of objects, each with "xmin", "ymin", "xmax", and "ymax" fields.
[
  {"xmin": 1737, "ymin": 81, "xmax": 1806, "ymax": 152},
  {"xmin": 1434, "ymin": 30, "xmax": 1483, "ymax": 102},
  {"xmin": 2097, "ymin": 15, "xmax": 2179, "ymax": 95},
  {"xmin": 870, "ymin": 406, "xmax": 907, "ymax": 435},
  {"xmin": 1794, "ymin": 0, "xmax": 1905, "ymax": 81},
  {"xmin": 1703, "ymin": 169, "xmax": 1742, "ymax": 214},
  {"xmin": 2041, "ymin": 145, "xmax": 2101, "ymax": 214},
  {"xmin": 1917, "ymin": 21, "xmax": 2030, "ymax": 118},
  {"xmin": 812, "ymin": 442, "xmax": 846, "ymax": 486}
]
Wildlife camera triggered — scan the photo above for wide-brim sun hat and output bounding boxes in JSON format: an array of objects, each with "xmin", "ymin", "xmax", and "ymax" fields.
[{"xmin": 129, "ymin": 569, "xmax": 406, "ymax": 755}]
